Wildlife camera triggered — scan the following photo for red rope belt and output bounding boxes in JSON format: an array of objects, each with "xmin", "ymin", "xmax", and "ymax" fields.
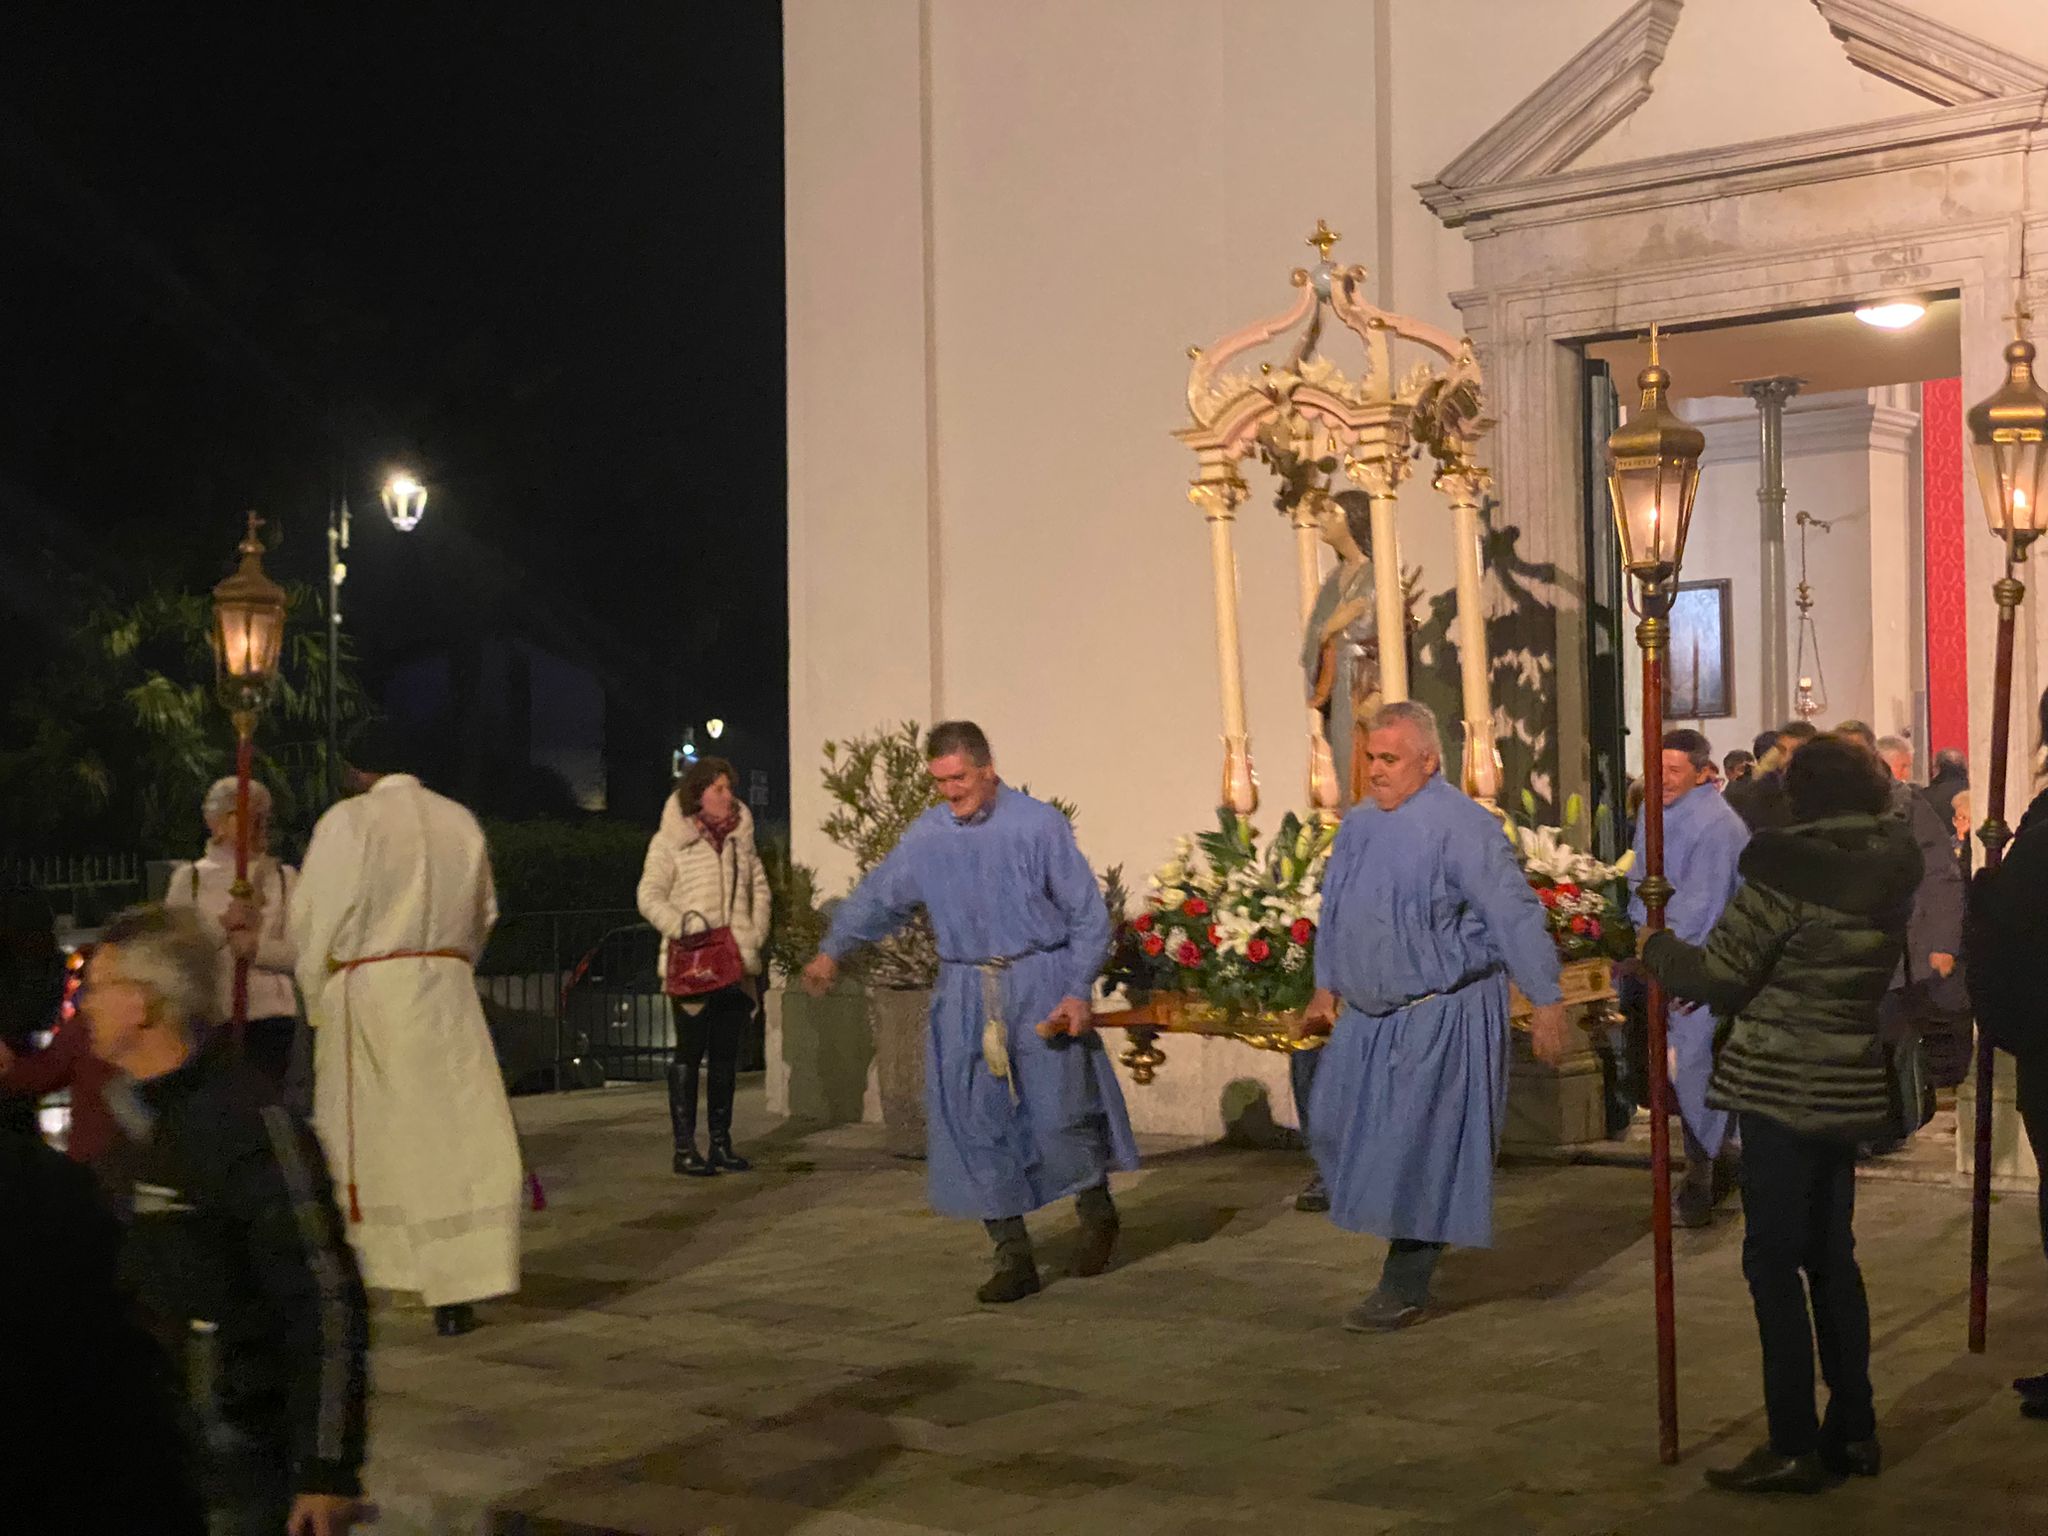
[{"xmin": 331, "ymin": 949, "xmax": 471, "ymax": 1222}]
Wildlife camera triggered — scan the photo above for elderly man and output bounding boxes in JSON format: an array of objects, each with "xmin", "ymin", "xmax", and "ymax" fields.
[
  {"xmin": 169, "ymin": 775, "xmax": 301, "ymax": 1101},
  {"xmin": 84, "ymin": 904, "xmax": 368, "ymax": 1535},
  {"xmin": 801, "ymin": 721, "xmax": 1139, "ymax": 1304},
  {"xmin": 290, "ymin": 721, "xmax": 521, "ymax": 1338},
  {"xmin": 1303, "ymin": 701, "xmax": 1566, "ymax": 1329},
  {"xmin": 1628, "ymin": 729, "xmax": 1750, "ymax": 1226}
]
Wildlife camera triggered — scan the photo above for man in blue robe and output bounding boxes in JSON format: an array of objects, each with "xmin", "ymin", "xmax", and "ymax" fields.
[
  {"xmin": 1304, "ymin": 701, "xmax": 1566, "ymax": 1330},
  {"xmin": 802, "ymin": 721, "xmax": 1140, "ymax": 1304},
  {"xmin": 1628, "ymin": 728, "xmax": 1749, "ymax": 1226}
]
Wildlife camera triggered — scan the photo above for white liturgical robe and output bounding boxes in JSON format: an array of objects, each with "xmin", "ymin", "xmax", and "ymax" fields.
[{"xmin": 289, "ymin": 773, "xmax": 521, "ymax": 1307}]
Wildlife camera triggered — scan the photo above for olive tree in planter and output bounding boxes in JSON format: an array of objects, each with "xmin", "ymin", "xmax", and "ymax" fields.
[
  {"xmin": 818, "ymin": 723, "xmax": 941, "ymax": 1157},
  {"xmin": 761, "ymin": 832, "xmax": 873, "ymax": 1126}
]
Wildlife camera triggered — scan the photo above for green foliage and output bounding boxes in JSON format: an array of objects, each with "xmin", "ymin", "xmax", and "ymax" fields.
[
  {"xmin": 0, "ymin": 572, "xmax": 368, "ymax": 858},
  {"xmin": 760, "ymin": 828, "xmax": 827, "ymax": 982},
  {"xmin": 819, "ymin": 721, "xmax": 941, "ymax": 989}
]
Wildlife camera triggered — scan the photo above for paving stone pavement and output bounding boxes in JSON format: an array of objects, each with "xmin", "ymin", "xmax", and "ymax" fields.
[{"xmin": 360, "ymin": 1082, "xmax": 2048, "ymax": 1535}]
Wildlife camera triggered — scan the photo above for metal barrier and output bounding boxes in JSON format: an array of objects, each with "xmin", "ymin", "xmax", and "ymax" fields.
[
  {"xmin": 5, "ymin": 854, "xmax": 147, "ymax": 927},
  {"xmin": 478, "ymin": 909, "xmax": 673, "ymax": 1088}
]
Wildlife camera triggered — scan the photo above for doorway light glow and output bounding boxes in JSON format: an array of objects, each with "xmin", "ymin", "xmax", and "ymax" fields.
[{"xmin": 1854, "ymin": 302, "xmax": 1926, "ymax": 331}]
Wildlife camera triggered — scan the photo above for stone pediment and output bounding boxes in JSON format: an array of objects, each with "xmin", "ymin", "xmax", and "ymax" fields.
[
  {"xmin": 1419, "ymin": 0, "xmax": 2048, "ymax": 230},
  {"xmin": 1812, "ymin": 0, "xmax": 2048, "ymax": 106}
]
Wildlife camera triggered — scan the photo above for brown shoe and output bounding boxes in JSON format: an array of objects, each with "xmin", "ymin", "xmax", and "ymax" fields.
[{"xmin": 1072, "ymin": 1213, "xmax": 1120, "ymax": 1277}]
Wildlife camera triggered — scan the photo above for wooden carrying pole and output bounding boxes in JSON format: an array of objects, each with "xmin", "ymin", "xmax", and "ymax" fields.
[
  {"xmin": 1637, "ymin": 604, "xmax": 1681, "ymax": 1464},
  {"xmin": 1969, "ymin": 570, "xmax": 2027, "ymax": 1352}
]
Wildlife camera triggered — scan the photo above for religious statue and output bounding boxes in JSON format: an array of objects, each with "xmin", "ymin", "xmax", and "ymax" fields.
[{"xmin": 1300, "ymin": 486, "xmax": 1422, "ymax": 806}]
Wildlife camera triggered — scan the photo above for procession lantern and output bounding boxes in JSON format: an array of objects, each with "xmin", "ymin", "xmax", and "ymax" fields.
[
  {"xmin": 1967, "ymin": 334, "xmax": 2048, "ymax": 559},
  {"xmin": 211, "ymin": 512, "xmax": 288, "ymax": 716},
  {"xmin": 381, "ymin": 469, "xmax": 429, "ymax": 532},
  {"xmin": 1606, "ymin": 332, "xmax": 1705, "ymax": 592}
]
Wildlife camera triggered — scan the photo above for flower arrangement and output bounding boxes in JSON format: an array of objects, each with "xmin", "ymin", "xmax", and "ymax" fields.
[
  {"xmin": 1103, "ymin": 811, "xmax": 1337, "ymax": 1017},
  {"xmin": 1505, "ymin": 792, "xmax": 1636, "ymax": 963}
]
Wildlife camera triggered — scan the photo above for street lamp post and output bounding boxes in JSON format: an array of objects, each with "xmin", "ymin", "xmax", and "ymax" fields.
[
  {"xmin": 1964, "ymin": 320, "xmax": 2048, "ymax": 1354},
  {"xmin": 325, "ymin": 470, "xmax": 428, "ymax": 800},
  {"xmin": 1605, "ymin": 327, "xmax": 1707, "ymax": 1466},
  {"xmin": 211, "ymin": 512, "xmax": 289, "ymax": 1038}
]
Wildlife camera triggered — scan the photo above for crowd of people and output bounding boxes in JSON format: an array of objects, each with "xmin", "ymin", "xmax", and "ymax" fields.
[{"xmin": 8, "ymin": 699, "xmax": 2048, "ymax": 1521}]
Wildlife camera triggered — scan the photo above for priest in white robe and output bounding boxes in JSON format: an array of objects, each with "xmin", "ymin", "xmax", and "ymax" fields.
[{"xmin": 289, "ymin": 722, "xmax": 522, "ymax": 1337}]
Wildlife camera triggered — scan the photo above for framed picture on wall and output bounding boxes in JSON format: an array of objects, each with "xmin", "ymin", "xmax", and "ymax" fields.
[{"xmin": 1668, "ymin": 579, "xmax": 1733, "ymax": 720}]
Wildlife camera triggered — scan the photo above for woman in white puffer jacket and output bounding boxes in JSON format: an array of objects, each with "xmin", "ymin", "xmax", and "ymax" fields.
[{"xmin": 637, "ymin": 757, "xmax": 771, "ymax": 1175}]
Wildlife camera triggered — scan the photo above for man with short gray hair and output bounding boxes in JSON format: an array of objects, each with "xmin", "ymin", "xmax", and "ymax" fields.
[
  {"xmin": 85, "ymin": 904, "xmax": 368, "ymax": 1536},
  {"xmin": 803, "ymin": 720, "xmax": 1139, "ymax": 1304},
  {"xmin": 1301, "ymin": 701, "xmax": 1566, "ymax": 1329}
]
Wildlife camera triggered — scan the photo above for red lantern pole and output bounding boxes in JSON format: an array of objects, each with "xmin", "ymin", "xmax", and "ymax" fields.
[
  {"xmin": 1969, "ymin": 568, "xmax": 2026, "ymax": 1352},
  {"xmin": 229, "ymin": 712, "xmax": 256, "ymax": 1044},
  {"xmin": 1637, "ymin": 600, "xmax": 1680, "ymax": 1464}
]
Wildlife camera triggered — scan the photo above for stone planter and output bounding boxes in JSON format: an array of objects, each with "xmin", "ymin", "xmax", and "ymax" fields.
[
  {"xmin": 866, "ymin": 987, "xmax": 931, "ymax": 1159},
  {"xmin": 765, "ymin": 983, "xmax": 872, "ymax": 1127}
]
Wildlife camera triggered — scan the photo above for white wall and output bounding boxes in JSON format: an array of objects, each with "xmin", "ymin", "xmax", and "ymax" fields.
[{"xmin": 786, "ymin": 0, "xmax": 2048, "ymax": 892}]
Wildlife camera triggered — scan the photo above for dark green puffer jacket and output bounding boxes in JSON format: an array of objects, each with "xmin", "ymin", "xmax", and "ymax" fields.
[{"xmin": 1643, "ymin": 814, "xmax": 1921, "ymax": 1140}]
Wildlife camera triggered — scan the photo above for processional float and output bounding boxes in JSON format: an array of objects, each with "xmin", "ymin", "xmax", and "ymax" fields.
[{"xmin": 1174, "ymin": 221, "xmax": 1500, "ymax": 812}]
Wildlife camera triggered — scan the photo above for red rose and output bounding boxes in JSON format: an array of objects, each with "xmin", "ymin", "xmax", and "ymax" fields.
[
  {"xmin": 1588, "ymin": 919, "xmax": 1604, "ymax": 940},
  {"xmin": 1538, "ymin": 887, "xmax": 1561, "ymax": 908},
  {"xmin": 1290, "ymin": 919, "xmax": 1314, "ymax": 945},
  {"xmin": 1569, "ymin": 915, "xmax": 1591, "ymax": 935},
  {"xmin": 1133, "ymin": 912, "xmax": 1154, "ymax": 933},
  {"xmin": 1558, "ymin": 882, "xmax": 1581, "ymax": 898},
  {"xmin": 1207, "ymin": 925, "xmax": 1222, "ymax": 948},
  {"xmin": 1182, "ymin": 896, "xmax": 1210, "ymax": 917},
  {"xmin": 1173, "ymin": 939, "xmax": 1202, "ymax": 967},
  {"xmin": 1142, "ymin": 933, "xmax": 1165, "ymax": 957},
  {"xmin": 1247, "ymin": 937, "xmax": 1273, "ymax": 964}
]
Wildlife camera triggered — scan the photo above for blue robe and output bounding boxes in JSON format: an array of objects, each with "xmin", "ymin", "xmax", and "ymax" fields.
[
  {"xmin": 1629, "ymin": 784, "xmax": 1749, "ymax": 1158},
  {"xmin": 822, "ymin": 785, "xmax": 1140, "ymax": 1220},
  {"xmin": 1308, "ymin": 776, "xmax": 1562, "ymax": 1248}
]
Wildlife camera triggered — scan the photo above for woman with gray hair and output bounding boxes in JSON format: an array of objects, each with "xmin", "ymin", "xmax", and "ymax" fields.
[{"xmin": 165, "ymin": 775, "xmax": 301, "ymax": 1099}]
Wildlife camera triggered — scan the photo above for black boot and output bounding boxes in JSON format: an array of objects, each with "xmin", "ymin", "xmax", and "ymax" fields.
[
  {"xmin": 978, "ymin": 1217, "xmax": 1041, "ymax": 1304},
  {"xmin": 1676, "ymin": 1127, "xmax": 1714, "ymax": 1228},
  {"xmin": 434, "ymin": 1303, "xmax": 480, "ymax": 1338},
  {"xmin": 705, "ymin": 1052, "xmax": 751, "ymax": 1172},
  {"xmin": 667, "ymin": 1061, "xmax": 713, "ymax": 1177},
  {"xmin": 1072, "ymin": 1184, "xmax": 1120, "ymax": 1277}
]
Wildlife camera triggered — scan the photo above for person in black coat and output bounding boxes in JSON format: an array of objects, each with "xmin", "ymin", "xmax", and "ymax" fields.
[
  {"xmin": 82, "ymin": 904, "xmax": 371, "ymax": 1535},
  {"xmin": 1725, "ymin": 722, "xmax": 1818, "ymax": 832},
  {"xmin": 1965, "ymin": 689, "xmax": 2048, "ymax": 1421}
]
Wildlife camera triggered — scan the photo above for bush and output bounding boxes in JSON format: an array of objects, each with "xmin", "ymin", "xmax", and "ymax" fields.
[{"xmin": 483, "ymin": 817, "xmax": 649, "ymax": 916}]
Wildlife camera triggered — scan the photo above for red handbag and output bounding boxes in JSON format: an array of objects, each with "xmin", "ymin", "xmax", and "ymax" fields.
[{"xmin": 663, "ymin": 852, "xmax": 744, "ymax": 998}]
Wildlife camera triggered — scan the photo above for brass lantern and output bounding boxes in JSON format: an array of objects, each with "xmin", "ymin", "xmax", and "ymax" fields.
[
  {"xmin": 211, "ymin": 512, "xmax": 288, "ymax": 715},
  {"xmin": 1967, "ymin": 332, "xmax": 2048, "ymax": 556},
  {"xmin": 1606, "ymin": 330, "xmax": 1706, "ymax": 587},
  {"xmin": 381, "ymin": 470, "xmax": 428, "ymax": 532}
]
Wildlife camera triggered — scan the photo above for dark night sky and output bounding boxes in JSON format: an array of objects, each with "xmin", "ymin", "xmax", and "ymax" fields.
[{"xmin": 0, "ymin": 3, "xmax": 786, "ymax": 816}]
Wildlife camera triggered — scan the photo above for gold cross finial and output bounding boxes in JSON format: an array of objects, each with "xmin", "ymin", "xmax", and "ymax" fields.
[
  {"xmin": 1648, "ymin": 322, "xmax": 1662, "ymax": 367},
  {"xmin": 1306, "ymin": 220, "xmax": 1341, "ymax": 261},
  {"xmin": 240, "ymin": 510, "xmax": 266, "ymax": 553}
]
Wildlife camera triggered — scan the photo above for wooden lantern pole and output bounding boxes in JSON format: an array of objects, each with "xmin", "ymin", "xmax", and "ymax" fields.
[
  {"xmin": 1969, "ymin": 564, "xmax": 2028, "ymax": 1352},
  {"xmin": 1636, "ymin": 588, "xmax": 1681, "ymax": 1465}
]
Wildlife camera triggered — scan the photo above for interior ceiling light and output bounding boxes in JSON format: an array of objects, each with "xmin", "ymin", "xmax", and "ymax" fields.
[{"xmin": 1855, "ymin": 301, "xmax": 1926, "ymax": 330}]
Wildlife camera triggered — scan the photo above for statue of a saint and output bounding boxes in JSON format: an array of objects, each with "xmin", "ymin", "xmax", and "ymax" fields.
[{"xmin": 1301, "ymin": 489, "xmax": 1418, "ymax": 806}]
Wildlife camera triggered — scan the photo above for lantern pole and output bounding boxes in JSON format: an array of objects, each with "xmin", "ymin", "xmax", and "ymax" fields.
[
  {"xmin": 1606, "ymin": 324, "xmax": 1704, "ymax": 1467},
  {"xmin": 1964, "ymin": 316, "xmax": 2048, "ymax": 1353},
  {"xmin": 1969, "ymin": 558, "xmax": 2025, "ymax": 1351},
  {"xmin": 229, "ymin": 707, "xmax": 257, "ymax": 1040}
]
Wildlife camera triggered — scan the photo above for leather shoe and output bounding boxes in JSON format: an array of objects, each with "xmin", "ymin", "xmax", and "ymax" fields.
[
  {"xmin": 674, "ymin": 1145, "xmax": 715, "ymax": 1177},
  {"xmin": 2013, "ymin": 1370, "xmax": 2048, "ymax": 1400},
  {"xmin": 1674, "ymin": 1191, "xmax": 1713, "ymax": 1229},
  {"xmin": 976, "ymin": 1258, "xmax": 1041, "ymax": 1305},
  {"xmin": 1072, "ymin": 1214, "xmax": 1119, "ymax": 1278},
  {"xmin": 1703, "ymin": 1445, "xmax": 1831, "ymax": 1495},
  {"xmin": 1294, "ymin": 1175, "xmax": 1331, "ymax": 1214},
  {"xmin": 434, "ymin": 1304, "xmax": 480, "ymax": 1338},
  {"xmin": 1818, "ymin": 1438, "xmax": 1881, "ymax": 1477},
  {"xmin": 708, "ymin": 1138, "xmax": 752, "ymax": 1173},
  {"xmin": 1342, "ymin": 1291, "xmax": 1425, "ymax": 1332}
]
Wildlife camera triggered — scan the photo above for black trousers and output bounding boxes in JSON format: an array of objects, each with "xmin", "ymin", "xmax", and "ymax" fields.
[
  {"xmin": 2015, "ymin": 1051, "xmax": 2048, "ymax": 1265},
  {"xmin": 1738, "ymin": 1111, "xmax": 1875, "ymax": 1456},
  {"xmin": 670, "ymin": 987, "xmax": 751, "ymax": 1139},
  {"xmin": 239, "ymin": 1015, "xmax": 299, "ymax": 1103}
]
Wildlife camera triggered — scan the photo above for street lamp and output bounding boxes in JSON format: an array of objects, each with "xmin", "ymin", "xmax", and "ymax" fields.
[
  {"xmin": 211, "ymin": 511, "xmax": 288, "ymax": 1037},
  {"xmin": 1964, "ymin": 322, "xmax": 2048, "ymax": 1354},
  {"xmin": 327, "ymin": 467, "xmax": 428, "ymax": 798},
  {"xmin": 1605, "ymin": 326, "xmax": 1706, "ymax": 1467}
]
